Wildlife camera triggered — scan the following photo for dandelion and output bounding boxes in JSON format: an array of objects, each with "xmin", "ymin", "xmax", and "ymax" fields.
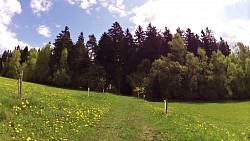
[{"xmin": 26, "ymin": 137, "xmax": 31, "ymax": 141}]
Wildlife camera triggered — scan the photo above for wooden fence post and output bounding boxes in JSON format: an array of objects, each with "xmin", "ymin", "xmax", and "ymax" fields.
[
  {"xmin": 18, "ymin": 78, "xmax": 20, "ymax": 97},
  {"xmin": 18, "ymin": 71, "xmax": 23, "ymax": 98},
  {"xmin": 164, "ymin": 100, "xmax": 168, "ymax": 113}
]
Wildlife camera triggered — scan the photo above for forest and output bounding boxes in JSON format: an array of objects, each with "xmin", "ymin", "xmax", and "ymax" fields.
[{"xmin": 0, "ymin": 21, "xmax": 249, "ymax": 101}]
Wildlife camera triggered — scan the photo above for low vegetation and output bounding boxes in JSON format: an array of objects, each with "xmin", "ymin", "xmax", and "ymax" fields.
[{"xmin": 0, "ymin": 76, "xmax": 249, "ymax": 140}]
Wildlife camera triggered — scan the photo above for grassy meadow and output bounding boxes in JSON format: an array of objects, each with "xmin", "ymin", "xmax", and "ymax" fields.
[{"xmin": 0, "ymin": 76, "xmax": 249, "ymax": 140}]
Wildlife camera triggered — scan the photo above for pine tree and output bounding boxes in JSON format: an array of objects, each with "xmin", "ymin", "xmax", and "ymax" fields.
[
  {"xmin": 20, "ymin": 46, "xmax": 29, "ymax": 64},
  {"xmin": 162, "ymin": 27, "xmax": 172, "ymax": 55},
  {"xmin": 68, "ymin": 32, "xmax": 89, "ymax": 88},
  {"xmin": 96, "ymin": 32, "xmax": 114, "ymax": 90},
  {"xmin": 134, "ymin": 25, "xmax": 145, "ymax": 62},
  {"xmin": 86, "ymin": 34, "xmax": 97, "ymax": 62},
  {"xmin": 50, "ymin": 26, "xmax": 73, "ymax": 77},
  {"xmin": 218, "ymin": 37, "xmax": 231, "ymax": 56},
  {"xmin": 185, "ymin": 28, "xmax": 200, "ymax": 55},
  {"xmin": 107, "ymin": 21, "xmax": 125, "ymax": 93},
  {"xmin": 201, "ymin": 27, "xmax": 218, "ymax": 57},
  {"xmin": 143, "ymin": 23, "xmax": 162, "ymax": 62}
]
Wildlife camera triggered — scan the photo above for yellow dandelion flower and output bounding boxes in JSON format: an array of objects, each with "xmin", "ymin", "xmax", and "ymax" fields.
[{"xmin": 26, "ymin": 137, "xmax": 31, "ymax": 141}]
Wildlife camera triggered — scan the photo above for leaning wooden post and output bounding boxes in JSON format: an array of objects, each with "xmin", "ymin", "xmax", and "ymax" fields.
[{"xmin": 164, "ymin": 99, "xmax": 168, "ymax": 113}]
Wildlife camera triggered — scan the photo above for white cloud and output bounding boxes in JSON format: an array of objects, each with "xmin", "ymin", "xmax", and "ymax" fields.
[
  {"xmin": 55, "ymin": 24, "xmax": 61, "ymax": 28},
  {"xmin": 0, "ymin": 0, "xmax": 21, "ymax": 25},
  {"xmin": 67, "ymin": 0, "xmax": 126, "ymax": 16},
  {"xmin": 67, "ymin": 0, "xmax": 97, "ymax": 14},
  {"xmin": 99, "ymin": 0, "xmax": 126, "ymax": 17},
  {"xmin": 0, "ymin": 0, "xmax": 31, "ymax": 52},
  {"xmin": 222, "ymin": 19, "xmax": 250, "ymax": 46},
  {"xmin": 36, "ymin": 25, "xmax": 51, "ymax": 38},
  {"xmin": 30, "ymin": 0, "xmax": 53, "ymax": 15},
  {"xmin": 130, "ymin": 0, "xmax": 249, "ymax": 46}
]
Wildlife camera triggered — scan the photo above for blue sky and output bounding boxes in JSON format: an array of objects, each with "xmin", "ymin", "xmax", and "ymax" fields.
[{"xmin": 0, "ymin": 0, "xmax": 249, "ymax": 54}]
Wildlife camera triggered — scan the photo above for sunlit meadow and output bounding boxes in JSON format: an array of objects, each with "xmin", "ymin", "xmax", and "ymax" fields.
[{"xmin": 0, "ymin": 76, "xmax": 249, "ymax": 140}]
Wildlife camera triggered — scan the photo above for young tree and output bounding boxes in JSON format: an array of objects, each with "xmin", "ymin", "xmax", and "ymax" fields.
[
  {"xmin": 146, "ymin": 56, "xmax": 185, "ymax": 101},
  {"xmin": 168, "ymin": 33, "xmax": 187, "ymax": 65},
  {"xmin": 210, "ymin": 51, "xmax": 228, "ymax": 99},
  {"xmin": 34, "ymin": 43, "xmax": 51, "ymax": 83},
  {"xmin": 22, "ymin": 48, "xmax": 38, "ymax": 81},
  {"xmin": 184, "ymin": 52, "xmax": 200, "ymax": 99},
  {"xmin": 227, "ymin": 53, "xmax": 246, "ymax": 99},
  {"xmin": 52, "ymin": 48, "xmax": 71, "ymax": 87},
  {"xmin": 4, "ymin": 49, "xmax": 21, "ymax": 78}
]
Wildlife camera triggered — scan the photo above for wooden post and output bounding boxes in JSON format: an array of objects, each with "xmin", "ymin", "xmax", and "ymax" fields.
[
  {"xmin": 88, "ymin": 87, "xmax": 90, "ymax": 97},
  {"xmin": 143, "ymin": 95, "xmax": 145, "ymax": 100},
  {"xmin": 164, "ymin": 100, "xmax": 168, "ymax": 113},
  {"xmin": 18, "ymin": 71, "xmax": 23, "ymax": 98},
  {"xmin": 103, "ymin": 88, "xmax": 105, "ymax": 93},
  {"xmin": 20, "ymin": 71, "xmax": 23, "ymax": 98},
  {"xmin": 18, "ymin": 78, "xmax": 20, "ymax": 97}
]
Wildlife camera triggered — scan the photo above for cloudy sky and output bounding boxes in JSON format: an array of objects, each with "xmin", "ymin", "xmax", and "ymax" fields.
[{"xmin": 0, "ymin": 0, "xmax": 249, "ymax": 53}]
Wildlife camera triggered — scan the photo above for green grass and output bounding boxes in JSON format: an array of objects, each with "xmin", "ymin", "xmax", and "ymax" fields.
[{"xmin": 0, "ymin": 76, "xmax": 249, "ymax": 140}]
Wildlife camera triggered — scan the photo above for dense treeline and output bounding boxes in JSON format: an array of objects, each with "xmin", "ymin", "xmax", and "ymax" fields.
[{"xmin": 0, "ymin": 21, "xmax": 249, "ymax": 101}]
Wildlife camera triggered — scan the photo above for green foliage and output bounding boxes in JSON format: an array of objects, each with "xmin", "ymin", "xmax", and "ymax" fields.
[
  {"xmin": 87, "ymin": 63, "xmax": 106, "ymax": 91},
  {"xmin": 24, "ymin": 48, "xmax": 38, "ymax": 81},
  {"xmin": 128, "ymin": 59, "xmax": 151, "ymax": 97},
  {"xmin": 2, "ymin": 49, "xmax": 21, "ymax": 78},
  {"xmin": 146, "ymin": 56, "xmax": 185, "ymax": 100},
  {"xmin": 52, "ymin": 68, "xmax": 71, "ymax": 87},
  {"xmin": 52, "ymin": 48, "xmax": 70, "ymax": 87},
  {"xmin": 184, "ymin": 52, "xmax": 200, "ymax": 99},
  {"xmin": 210, "ymin": 51, "xmax": 228, "ymax": 99},
  {"xmin": 168, "ymin": 33, "xmax": 187, "ymax": 65},
  {"xmin": 34, "ymin": 43, "xmax": 51, "ymax": 83}
]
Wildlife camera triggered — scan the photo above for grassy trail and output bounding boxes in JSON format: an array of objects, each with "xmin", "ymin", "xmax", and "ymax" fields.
[{"xmin": 86, "ymin": 95, "xmax": 158, "ymax": 141}]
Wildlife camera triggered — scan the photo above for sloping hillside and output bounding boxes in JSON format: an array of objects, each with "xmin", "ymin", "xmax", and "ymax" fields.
[{"xmin": 0, "ymin": 76, "xmax": 249, "ymax": 140}]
